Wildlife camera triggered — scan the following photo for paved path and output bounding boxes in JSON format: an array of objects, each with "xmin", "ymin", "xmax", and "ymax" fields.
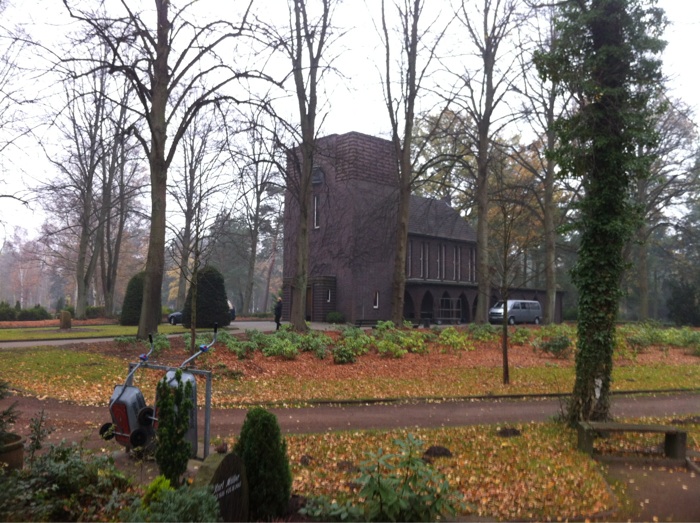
[{"xmin": 11, "ymin": 391, "xmax": 700, "ymax": 437}]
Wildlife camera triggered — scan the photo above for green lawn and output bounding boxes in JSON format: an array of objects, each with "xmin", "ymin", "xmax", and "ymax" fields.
[{"xmin": 0, "ymin": 323, "xmax": 187, "ymax": 341}]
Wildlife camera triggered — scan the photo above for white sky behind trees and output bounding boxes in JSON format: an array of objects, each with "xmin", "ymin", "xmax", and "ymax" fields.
[{"xmin": 0, "ymin": 0, "xmax": 698, "ymax": 243}]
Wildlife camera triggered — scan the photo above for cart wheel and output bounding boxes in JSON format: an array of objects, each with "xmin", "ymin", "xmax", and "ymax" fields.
[
  {"xmin": 138, "ymin": 406, "xmax": 155, "ymax": 427},
  {"xmin": 99, "ymin": 422, "xmax": 115, "ymax": 440},
  {"xmin": 130, "ymin": 428, "xmax": 149, "ymax": 448}
]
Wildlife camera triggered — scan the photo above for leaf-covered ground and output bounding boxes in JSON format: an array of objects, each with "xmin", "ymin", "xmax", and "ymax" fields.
[
  {"xmin": 282, "ymin": 424, "xmax": 615, "ymax": 521},
  {"xmin": 2, "ymin": 327, "xmax": 697, "ymax": 407},
  {"xmin": 2, "ymin": 325, "xmax": 699, "ymax": 521}
]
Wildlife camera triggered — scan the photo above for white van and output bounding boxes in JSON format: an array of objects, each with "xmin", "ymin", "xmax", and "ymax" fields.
[{"xmin": 488, "ymin": 300, "xmax": 542, "ymax": 325}]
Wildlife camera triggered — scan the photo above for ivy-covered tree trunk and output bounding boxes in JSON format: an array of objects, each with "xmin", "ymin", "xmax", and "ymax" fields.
[{"xmin": 535, "ymin": 0, "xmax": 665, "ymax": 422}]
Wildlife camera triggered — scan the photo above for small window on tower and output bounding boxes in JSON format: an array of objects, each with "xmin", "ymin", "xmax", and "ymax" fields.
[
  {"xmin": 313, "ymin": 195, "xmax": 320, "ymax": 229},
  {"xmin": 373, "ymin": 291, "xmax": 380, "ymax": 309}
]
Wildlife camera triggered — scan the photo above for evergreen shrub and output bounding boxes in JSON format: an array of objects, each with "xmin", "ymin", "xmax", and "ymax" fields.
[
  {"xmin": 233, "ymin": 407, "xmax": 291, "ymax": 521},
  {"xmin": 155, "ymin": 369, "xmax": 193, "ymax": 485},
  {"xmin": 325, "ymin": 311, "xmax": 345, "ymax": 324},
  {"xmin": 182, "ymin": 265, "xmax": 231, "ymax": 328},
  {"xmin": 120, "ymin": 272, "xmax": 146, "ymax": 326},
  {"xmin": 16, "ymin": 305, "xmax": 51, "ymax": 321},
  {"xmin": 0, "ymin": 301, "xmax": 15, "ymax": 321}
]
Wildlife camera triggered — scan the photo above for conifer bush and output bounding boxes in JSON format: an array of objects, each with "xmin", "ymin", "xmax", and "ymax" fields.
[
  {"xmin": 182, "ymin": 265, "xmax": 231, "ymax": 328},
  {"xmin": 120, "ymin": 272, "xmax": 146, "ymax": 326},
  {"xmin": 233, "ymin": 407, "xmax": 291, "ymax": 521},
  {"xmin": 155, "ymin": 370, "xmax": 193, "ymax": 486}
]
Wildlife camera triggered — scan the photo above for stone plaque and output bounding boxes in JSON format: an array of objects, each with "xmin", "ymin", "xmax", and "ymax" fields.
[{"xmin": 194, "ymin": 453, "xmax": 249, "ymax": 522}]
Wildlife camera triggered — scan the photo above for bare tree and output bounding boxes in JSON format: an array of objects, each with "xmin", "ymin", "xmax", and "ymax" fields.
[
  {"xmin": 0, "ymin": 1, "xmax": 32, "ymax": 222},
  {"xmin": 625, "ymin": 97, "xmax": 699, "ymax": 320},
  {"xmin": 167, "ymin": 104, "xmax": 230, "ymax": 312},
  {"xmin": 450, "ymin": 0, "xmax": 522, "ymax": 323},
  {"xmin": 488, "ymin": 147, "xmax": 539, "ymax": 384},
  {"xmin": 379, "ymin": 0, "xmax": 448, "ymax": 324},
  {"xmin": 62, "ymin": 0, "xmax": 260, "ymax": 337},
  {"xmin": 256, "ymin": 0, "xmax": 338, "ymax": 330},
  {"xmin": 509, "ymin": 4, "xmax": 575, "ymax": 324},
  {"xmin": 98, "ymin": 85, "xmax": 146, "ymax": 316},
  {"xmin": 222, "ymin": 107, "xmax": 283, "ymax": 315}
]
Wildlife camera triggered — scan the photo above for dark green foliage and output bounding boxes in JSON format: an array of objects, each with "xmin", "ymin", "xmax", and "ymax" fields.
[
  {"xmin": 182, "ymin": 265, "xmax": 231, "ymax": 328},
  {"xmin": 538, "ymin": 335, "xmax": 573, "ymax": 359},
  {"xmin": 155, "ymin": 369, "xmax": 193, "ymax": 485},
  {"xmin": 233, "ymin": 407, "xmax": 291, "ymax": 521},
  {"xmin": 666, "ymin": 279, "xmax": 700, "ymax": 326},
  {"xmin": 0, "ymin": 301, "xmax": 15, "ymax": 321},
  {"xmin": 535, "ymin": 0, "xmax": 666, "ymax": 423},
  {"xmin": 121, "ymin": 272, "xmax": 146, "ymax": 326},
  {"xmin": 26, "ymin": 409, "xmax": 53, "ymax": 465},
  {"xmin": 0, "ymin": 442, "xmax": 135, "ymax": 522},
  {"xmin": 85, "ymin": 306, "xmax": 106, "ymax": 319},
  {"xmin": 0, "ymin": 302, "xmax": 52, "ymax": 322},
  {"xmin": 121, "ymin": 476, "xmax": 220, "ymax": 522},
  {"xmin": 325, "ymin": 311, "xmax": 345, "ymax": 324},
  {"xmin": 331, "ymin": 326, "xmax": 371, "ymax": 364}
]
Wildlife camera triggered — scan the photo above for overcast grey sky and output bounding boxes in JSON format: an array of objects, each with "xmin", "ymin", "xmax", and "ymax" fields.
[{"xmin": 1, "ymin": 0, "xmax": 698, "ymax": 243}]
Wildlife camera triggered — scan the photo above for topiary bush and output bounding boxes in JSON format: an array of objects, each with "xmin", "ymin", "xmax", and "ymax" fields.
[
  {"xmin": 233, "ymin": 407, "xmax": 291, "ymax": 521},
  {"xmin": 120, "ymin": 272, "xmax": 146, "ymax": 326},
  {"xmin": 182, "ymin": 265, "xmax": 231, "ymax": 329},
  {"xmin": 325, "ymin": 311, "xmax": 345, "ymax": 324},
  {"xmin": 155, "ymin": 369, "xmax": 194, "ymax": 486},
  {"xmin": 16, "ymin": 305, "xmax": 51, "ymax": 321},
  {"xmin": 85, "ymin": 306, "xmax": 106, "ymax": 319},
  {"xmin": 0, "ymin": 301, "xmax": 15, "ymax": 321}
]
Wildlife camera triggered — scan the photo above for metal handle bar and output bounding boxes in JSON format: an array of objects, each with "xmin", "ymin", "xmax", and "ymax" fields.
[{"xmin": 179, "ymin": 323, "xmax": 218, "ymax": 368}]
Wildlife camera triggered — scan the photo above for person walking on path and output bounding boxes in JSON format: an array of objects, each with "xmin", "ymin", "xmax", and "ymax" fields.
[{"xmin": 274, "ymin": 297, "xmax": 283, "ymax": 330}]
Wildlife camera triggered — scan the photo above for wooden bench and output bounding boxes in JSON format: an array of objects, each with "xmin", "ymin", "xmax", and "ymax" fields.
[
  {"xmin": 354, "ymin": 319, "xmax": 377, "ymax": 328},
  {"xmin": 577, "ymin": 421, "xmax": 687, "ymax": 460}
]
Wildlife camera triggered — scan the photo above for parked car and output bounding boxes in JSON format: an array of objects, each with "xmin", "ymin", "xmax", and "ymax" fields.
[
  {"xmin": 168, "ymin": 311, "xmax": 183, "ymax": 325},
  {"xmin": 488, "ymin": 300, "xmax": 541, "ymax": 325}
]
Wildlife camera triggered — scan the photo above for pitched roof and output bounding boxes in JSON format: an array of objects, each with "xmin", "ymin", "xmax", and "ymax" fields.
[{"xmin": 408, "ymin": 195, "xmax": 476, "ymax": 242}]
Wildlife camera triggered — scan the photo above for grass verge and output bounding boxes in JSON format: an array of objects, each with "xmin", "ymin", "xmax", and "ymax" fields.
[{"xmin": 0, "ymin": 323, "xmax": 188, "ymax": 341}]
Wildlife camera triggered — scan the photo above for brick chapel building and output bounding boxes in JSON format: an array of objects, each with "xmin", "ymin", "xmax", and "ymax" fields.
[{"xmin": 282, "ymin": 131, "xmax": 561, "ymax": 324}]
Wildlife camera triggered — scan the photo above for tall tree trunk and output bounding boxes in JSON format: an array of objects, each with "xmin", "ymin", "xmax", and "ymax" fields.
[
  {"xmin": 263, "ymin": 218, "xmax": 280, "ymax": 314},
  {"xmin": 544, "ymin": 122, "xmax": 558, "ymax": 324},
  {"xmin": 138, "ymin": 0, "xmax": 170, "ymax": 338},
  {"xmin": 243, "ymin": 225, "xmax": 259, "ymax": 315},
  {"xmin": 291, "ymin": 140, "xmax": 312, "ymax": 330},
  {"xmin": 475, "ymin": 147, "xmax": 491, "ymax": 323},
  {"xmin": 637, "ymin": 232, "xmax": 649, "ymax": 320},
  {"xmin": 176, "ymin": 223, "xmax": 191, "ymax": 311}
]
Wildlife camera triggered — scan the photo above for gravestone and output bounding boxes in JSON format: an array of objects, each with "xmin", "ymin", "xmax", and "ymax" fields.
[{"xmin": 194, "ymin": 452, "xmax": 249, "ymax": 522}]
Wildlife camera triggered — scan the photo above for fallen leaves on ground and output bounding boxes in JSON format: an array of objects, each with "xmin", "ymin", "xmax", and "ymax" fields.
[{"xmin": 1, "ymin": 331, "xmax": 698, "ymax": 407}]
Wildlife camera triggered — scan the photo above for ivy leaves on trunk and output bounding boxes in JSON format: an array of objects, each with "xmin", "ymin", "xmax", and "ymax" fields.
[{"xmin": 535, "ymin": 0, "xmax": 666, "ymax": 422}]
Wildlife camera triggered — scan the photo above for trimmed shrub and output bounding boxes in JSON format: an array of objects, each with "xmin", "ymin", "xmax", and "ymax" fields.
[
  {"xmin": 155, "ymin": 370, "xmax": 193, "ymax": 485},
  {"xmin": 0, "ymin": 301, "xmax": 15, "ymax": 321},
  {"xmin": 182, "ymin": 265, "xmax": 231, "ymax": 329},
  {"xmin": 85, "ymin": 306, "xmax": 106, "ymax": 319},
  {"xmin": 16, "ymin": 305, "xmax": 51, "ymax": 321},
  {"xmin": 325, "ymin": 311, "xmax": 345, "ymax": 324},
  {"xmin": 233, "ymin": 407, "xmax": 291, "ymax": 521},
  {"xmin": 120, "ymin": 272, "xmax": 146, "ymax": 326}
]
